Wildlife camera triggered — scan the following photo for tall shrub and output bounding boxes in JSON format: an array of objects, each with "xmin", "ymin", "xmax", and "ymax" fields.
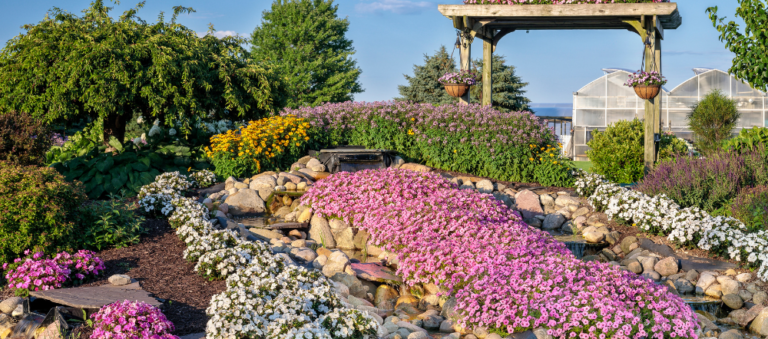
[
  {"xmin": 0, "ymin": 112, "xmax": 53, "ymax": 166},
  {"xmin": 282, "ymin": 102, "xmax": 575, "ymax": 187},
  {"xmin": 0, "ymin": 162, "xmax": 86, "ymax": 264},
  {"xmin": 396, "ymin": 46, "xmax": 458, "ymax": 106},
  {"xmin": 587, "ymin": 119, "xmax": 688, "ymax": 184},
  {"xmin": 688, "ymin": 90, "xmax": 740, "ymax": 154}
]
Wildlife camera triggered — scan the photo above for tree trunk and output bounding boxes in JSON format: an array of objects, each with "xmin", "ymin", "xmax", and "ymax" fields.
[{"xmin": 102, "ymin": 113, "xmax": 127, "ymax": 145}]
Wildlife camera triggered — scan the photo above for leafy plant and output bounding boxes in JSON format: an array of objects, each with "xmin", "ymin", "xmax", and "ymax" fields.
[
  {"xmin": 688, "ymin": 90, "xmax": 740, "ymax": 155},
  {"xmin": 0, "ymin": 162, "xmax": 86, "ymax": 265},
  {"xmin": 76, "ymin": 197, "xmax": 146, "ymax": 251},
  {"xmin": 732, "ymin": 186, "xmax": 768, "ymax": 232},
  {"xmin": 45, "ymin": 120, "xmax": 103, "ymax": 165},
  {"xmin": 588, "ymin": 119, "xmax": 693, "ymax": 183},
  {"xmin": 51, "ymin": 139, "xmax": 209, "ymax": 199},
  {"xmin": 0, "ymin": 112, "xmax": 53, "ymax": 166},
  {"xmin": 708, "ymin": 0, "xmax": 768, "ymax": 92},
  {"xmin": 0, "ymin": 1, "xmax": 282, "ymax": 144},
  {"xmin": 724, "ymin": 126, "xmax": 768, "ymax": 154},
  {"xmin": 251, "ymin": 0, "xmax": 362, "ymax": 108}
]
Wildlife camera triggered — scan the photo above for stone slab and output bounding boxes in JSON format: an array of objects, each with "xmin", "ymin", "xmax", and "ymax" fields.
[
  {"xmin": 350, "ymin": 263, "xmax": 402, "ymax": 284},
  {"xmin": 269, "ymin": 222, "xmax": 309, "ymax": 230},
  {"xmin": 194, "ymin": 183, "xmax": 225, "ymax": 198},
  {"xmin": 180, "ymin": 333, "xmax": 205, "ymax": 339},
  {"xmin": 30, "ymin": 284, "xmax": 161, "ymax": 309}
]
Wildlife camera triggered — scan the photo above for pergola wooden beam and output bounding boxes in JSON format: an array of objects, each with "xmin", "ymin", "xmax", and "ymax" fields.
[{"xmin": 439, "ymin": 3, "xmax": 680, "ymax": 170}]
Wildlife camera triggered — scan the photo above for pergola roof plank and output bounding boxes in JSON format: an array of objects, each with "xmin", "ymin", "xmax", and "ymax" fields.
[{"xmin": 438, "ymin": 3, "xmax": 681, "ymax": 30}]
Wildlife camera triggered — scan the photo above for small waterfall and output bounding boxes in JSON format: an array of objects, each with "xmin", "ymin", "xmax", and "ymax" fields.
[
  {"xmin": 684, "ymin": 297, "xmax": 722, "ymax": 315},
  {"xmin": 565, "ymin": 242, "xmax": 586, "ymax": 259}
]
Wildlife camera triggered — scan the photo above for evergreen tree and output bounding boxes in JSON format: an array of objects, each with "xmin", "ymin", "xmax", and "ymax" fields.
[
  {"xmin": 251, "ymin": 0, "xmax": 363, "ymax": 108},
  {"xmin": 396, "ymin": 46, "xmax": 457, "ymax": 105},
  {"xmin": 471, "ymin": 54, "xmax": 531, "ymax": 112}
]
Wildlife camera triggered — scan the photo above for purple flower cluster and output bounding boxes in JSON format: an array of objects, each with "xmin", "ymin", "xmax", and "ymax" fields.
[
  {"xmin": 625, "ymin": 70, "xmax": 667, "ymax": 87},
  {"xmin": 90, "ymin": 300, "xmax": 179, "ymax": 339},
  {"xmin": 2, "ymin": 249, "xmax": 104, "ymax": 296},
  {"xmin": 463, "ymin": 0, "xmax": 668, "ymax": 4},
  {"xmin": 301, "ymin": 169, "xmax": 698, "ymax": 338},
  {"xmin": 51, "ymin": 133, "xmax": 68, "ymax": 146},
  {"xmin": 438, "ymin": 70, "xmax": 478, "ymax": 85}
]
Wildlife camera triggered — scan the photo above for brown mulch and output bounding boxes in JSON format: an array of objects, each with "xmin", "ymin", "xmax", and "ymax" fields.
[{"xmin": 73, "ymin": 218, "xmax": 226, "ymax": 336}]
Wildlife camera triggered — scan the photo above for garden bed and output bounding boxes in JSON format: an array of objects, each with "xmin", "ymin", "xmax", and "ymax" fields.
[{"xmin": 0, "ymin": 219, "xmax": 226, "ymax": 336}]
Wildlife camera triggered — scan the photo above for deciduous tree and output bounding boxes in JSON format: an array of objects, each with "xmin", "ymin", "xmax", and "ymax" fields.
[{"xmin": 708, "ymin": 1, "xmax": 768, "ymax": 91}]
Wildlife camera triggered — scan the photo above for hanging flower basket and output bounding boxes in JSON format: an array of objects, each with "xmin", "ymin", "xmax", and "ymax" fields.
[
  {"xmin": 625, "ymin": 70, "xmax": 667, "ymax": 100},
  {"xmin": 440, "ymin": 71, "xmax": 477, "ymax": 98}
]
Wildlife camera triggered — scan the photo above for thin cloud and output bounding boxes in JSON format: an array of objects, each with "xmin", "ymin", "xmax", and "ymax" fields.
[
  {"xmin": 197, "ymin": 30, "xmax": 239, "ymax": 39},
  {"xmin": 355, "ymin": 0, "xmax": 433, "ymax": 15}
]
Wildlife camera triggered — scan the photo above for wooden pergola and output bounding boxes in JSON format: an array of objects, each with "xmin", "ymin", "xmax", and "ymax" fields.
[{"xmin": 438, "ymin": 3, "xmax": 682, "ymax": 170}]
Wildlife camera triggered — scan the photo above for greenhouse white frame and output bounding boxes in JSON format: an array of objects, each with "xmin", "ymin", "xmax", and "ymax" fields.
[{"xmin": 572, "ymin": 68, "xmax": 768, "ymax": 161}]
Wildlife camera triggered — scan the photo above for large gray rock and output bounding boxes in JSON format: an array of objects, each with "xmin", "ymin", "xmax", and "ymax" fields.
[
  {"xmin": 696, "ymin": 273, "xmax": 717, "ymax": 294},
  {"xmin": 257, "ymin": 187, "xmax": 274, "ymax": 201},
  {"xmin": 539, "ymin": 194, "xmax": 555, "ymax": 209},
  {"xmin": 542, "ymin": 214, "xmax": 566, "ymax": 230},
  {"xmin": 224, "ymin": 189, "xmax": 265, "ymax": 215},
  {"xmin": 309, "ymin": 215, "xmax": 336, "ymax": 248},
  {"xmin": 719, "ymin": 329, "xmax": 742, "ymax": 339},
  {"xmin": 331, "ymin": 272, "xmax": 368, "ymax": 299},
  {"xmin": 754, "ymin": 291, "xmax": 768, "ymax": 306},
  {"xmin": 515, "ymin": 190, "xmax": 544, "ymax": 220},
  {"xmin": 674, "ymin": 279, "xmax": 695, "ymax": 295},
  {"xmin": 554, "ymin": 195, "xmax": 579, "ymax": 207},
  {"xmin": 718, "ymin": 276, "xmax": 740, "ymax": 296}
]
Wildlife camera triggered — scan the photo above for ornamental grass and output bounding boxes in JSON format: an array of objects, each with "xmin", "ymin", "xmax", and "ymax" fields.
[{"xmin": 301, "ymin": 168, "xmax": 697, "ymax": 338}]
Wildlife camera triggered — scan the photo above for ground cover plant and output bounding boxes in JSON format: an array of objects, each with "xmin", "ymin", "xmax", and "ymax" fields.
[
  {"xmin": 282, "ymin": 101, "xmax": 575, "ymax": 186},
  {"xmin": 90, "ymin": 300, "xmax": 178, "ymax": 339},
  {"xmin": 2, "ymin": 249, "xmax": 104, "ymax": 297},
  {"xmin": 577, "ymin": 172, "xmax": 768, "ymax": 281},
  {"xmin": 732, "ymin": 185, "xmax": 768, "ymax": 232},
  {"xmin": 301, "ymin": 168, "xmax": 697, "ymax": 338},
  {"xmin": 135, "ymin": 170, "xmax": 378, "ymax": 338},
  {"xmin": 638, "ymin": 149, "xmax": 768, "ymax": 211}
]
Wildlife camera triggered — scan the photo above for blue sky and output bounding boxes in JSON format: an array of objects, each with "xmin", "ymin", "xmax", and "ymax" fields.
[{"xmin": 0, "ymin": 0, "xmax": 742, "ymax": 104}]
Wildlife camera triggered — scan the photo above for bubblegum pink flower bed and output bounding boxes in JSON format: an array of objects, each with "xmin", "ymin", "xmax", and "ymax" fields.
[{"xmin": 301, "ymin": 169, "xmax": 698, "ymax": 338}]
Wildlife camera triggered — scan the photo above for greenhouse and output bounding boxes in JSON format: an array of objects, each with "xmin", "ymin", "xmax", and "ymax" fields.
[{"xmin": 571, "ymin": 68, "xmax": 768, "ymax": 161}]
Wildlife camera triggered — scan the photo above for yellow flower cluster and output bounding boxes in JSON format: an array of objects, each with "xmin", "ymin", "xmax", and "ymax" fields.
[
  {"xmin": 528, "ymin": 143, "xmax": 562, "ymax": 165},
  {"xmin": 205, "ymin": 115, "xmax": 311, "ymax": 172}
]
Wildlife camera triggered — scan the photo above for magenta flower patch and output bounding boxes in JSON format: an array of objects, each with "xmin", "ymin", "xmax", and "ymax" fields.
[
  {"xmin": 301, "ymin": 169, "xmax": 698, "ymax": 338},
  {"xmin": 90, "ymin": 300, "xmax": 179, "ymax": 339}
]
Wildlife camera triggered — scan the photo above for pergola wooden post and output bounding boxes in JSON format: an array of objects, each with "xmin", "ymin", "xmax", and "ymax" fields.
[{"xmin": 438, "ymin": 3, "xmax": 681, "ymax": 169}]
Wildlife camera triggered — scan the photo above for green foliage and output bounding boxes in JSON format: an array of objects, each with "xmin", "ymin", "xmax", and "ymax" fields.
[
  {"xmin": 732, "ymin": 186, "xmax": 768, "ymax": 232},
  {"xmin": 688, "ymin": 90, "xmax": 740, "ymax": 154},
  {"xmin": 251, "ymin": 0, "xmax": 362, "ymax": 108},
  {"xmin": 0, "ymin": 1, "xmax": 282, "ymax": 144},
  {"xmin": 396, "ymin": 46, "xmax": 458, "ymax": 105},
  {"xmin": 588, "ymin": 119, "xmax": 687, "ymax": 184},
  {"xmin": 76, "ymin": 197, "xmax": 146, "ymax": 251},
  {"xmin": 51, "ymin": 139, "xmax": 209, "ymax": 199},
  {"xmin": 708, "ymin": 1, "xmax": 768, "ymax": 92},
  {"xmin": 0, "ymin": 162, "xmax": 86, "ymax": 265},
  {"xmin": 0, "ymin": 112, "xmax": 53, "ymax": 166},
  {"xmin": 46, "ymin": 120, "xmax": 104, "ymax": 165},
  {"xmin": 470, "ymin": 54, "xmax": 531, "ymax": 112},
  {"xmin": 724, "ymin": 126, "xmax": 768, "ymax": 154}
]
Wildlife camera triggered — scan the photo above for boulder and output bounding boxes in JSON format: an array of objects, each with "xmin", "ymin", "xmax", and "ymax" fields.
[
  {"xmin": 705, "ymin": 284, "xmax": 723, "ymax": 298},
  {"xmin": 351, "ymin": 263, "xmax": 402, "ymax": 284},
  {"xmin": 583, "ymin": 228, "xmax": 605, "ymax": 243},
  {"xmin": 722, "ymin": 294, "xmax": 744, "ymax": 310},
  {"xmin": 754, "ymin": 291, "xmax": 768, "ymax": 306},
  {"xmin": 224, "ymin": 189, "xmax": 265, "ymax": 215},
  {"xmin": 375, "ymin": 285, "xmax": 399, "ymax": 310},
  {"xmin": 476, "ymin": 180, "xmax": 494, "ymax": 194},
  {"xmin": 108, "ymin": 274, "xmax": 132, "ymax": 286},
  {"xmin": 642, "ymin": 271, "xmax": 661, "ymax": 281},
  {"xmin": 292, "ymin": 249, "xmax": 318, "ymax": 263},
  {"xmin": 0, "ymin": 297, "xmax": 23, "ymax": 314},
  {"xmin": 620, "ymin": 236, "xmax": 638, "ymax": 255},
  {"xmin": 654, "ymin": 257, "xmax": 679, "ymax": 276},
  {"xmin": 309, "ymin": 215, "xmax": 336, "ymax": 248},
  {"xmin": 439, "ymin": 320, "xmax": 455, "ymax": 333},
  {"xmin": 400, "ymin": 163, "xmax": 432, "ymax": 172},
  {"xmin": 278, "ymin": 172, "xmax": 304, "ymax": 184},
  {"xmin": 626, "ymin": 260, "xmax": 643, "ymax": 274},
  {"xmin": 554, "ymin": 195, "xmax": 579, "ymax": 207},
  {"xmin": 750, "ymin": 307, "xmax": 768, "ymax": 336},
  {"xmin": 674, "ymin": 279, "xmax": 695, "ymax": 295},
  {"xmin": 330, "ymin": 272, "xmax": 368, "ymax": 299},
  {"xmin": 740, "ymin": 305, "xmax": 764, "ymax": 327},
  {"xmin": 515, "ymin": 190, "xmax": 544, "ymax": 220},
  {"xmin": 696, "ymin": 273, "xmax": 717, "ymax": 294},
  {"xmin": 539, "ymin": 194, "xmax": 555, "ymax": 208},
  {"xmin": 718, "ymin": 277, "xmax": 740, "ymax": 296},
  {"xmin": 736, "ymin": 273, "xmax": 752, "ymax": 283},
  {"xmin": 542, "ymin": 214, "xmax": 567, "ymax": 230},
  {"xmin": 332, "ymin": 226, "xmax": 356, "ymax": 250},
  {"xmin": 719, "ymin": 329, "xmax": 742, "ymax": 339}
]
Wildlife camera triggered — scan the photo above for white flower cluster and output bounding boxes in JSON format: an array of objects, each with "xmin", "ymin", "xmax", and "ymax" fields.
[
  {"xmin": 577, "ymin": 173, "xmax": 768, "ymax": 281},
  {"xmin": 189, "ymin": 170, "xmax": 217, "ymax": 188},
  {"xmin": 201, "ymin": 120, "xmax": 234, "ymax": 135},
  {"xmin": 207, "ymin": 264, "xmax": 377, "ymax": 339},
  {"xmin": 136, "ymin": 172, "xmax": 381, "ymax": 339}
]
